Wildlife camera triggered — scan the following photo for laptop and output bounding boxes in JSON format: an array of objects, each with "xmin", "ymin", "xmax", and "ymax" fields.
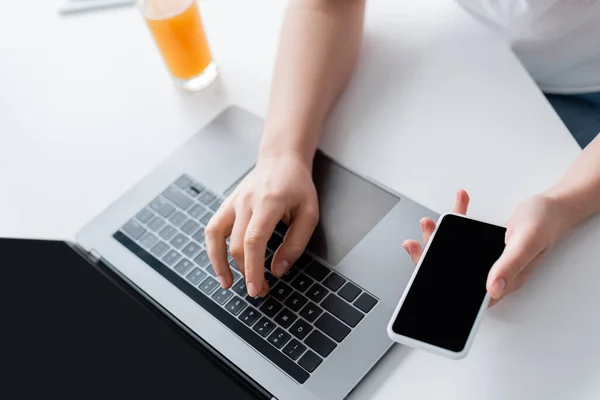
[{"xmin": 10, "ymin": 106, "xmax": 437, "ymax": 399}]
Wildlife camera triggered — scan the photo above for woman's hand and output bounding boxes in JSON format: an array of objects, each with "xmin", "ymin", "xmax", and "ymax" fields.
[
  {"xmin": 205, "ymin": 152, "xmax": 319, "ymax": 298},
  {"xmin": 403, "ymin": 190, "xmax": 571, "ymax": 306}
]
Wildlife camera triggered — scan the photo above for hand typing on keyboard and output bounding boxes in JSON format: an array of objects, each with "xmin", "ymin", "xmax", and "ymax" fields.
[{"xmin": 205, "ymin": 153, "xmax": 319, "ymax": 297}]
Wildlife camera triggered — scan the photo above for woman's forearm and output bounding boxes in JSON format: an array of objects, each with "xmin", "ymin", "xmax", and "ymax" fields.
[
  {"xmin": 546, "ymin": 134, "xmax": 600, "ymax": 230},
  {"xmin": 259, "ymin": 0, "xmax": 366, "ymax": 166}
]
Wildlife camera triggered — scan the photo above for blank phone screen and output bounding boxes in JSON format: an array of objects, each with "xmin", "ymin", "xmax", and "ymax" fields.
[{"xmin": 391, "ymin": 214, "xmax": 506, "ymax": 352}]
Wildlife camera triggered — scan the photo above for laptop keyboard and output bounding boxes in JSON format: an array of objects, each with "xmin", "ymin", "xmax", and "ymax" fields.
[{"xmin": 113, "ymin": 175, "xmax": 378, "ymax": 384}]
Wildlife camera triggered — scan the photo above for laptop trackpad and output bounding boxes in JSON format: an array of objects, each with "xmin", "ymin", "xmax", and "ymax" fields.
[{"xmin": 308, "ymin": 151, "xmax": 400, "ymax": 265}]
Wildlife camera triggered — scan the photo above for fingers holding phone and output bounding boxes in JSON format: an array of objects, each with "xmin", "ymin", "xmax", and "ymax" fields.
[{"xmin": 389, "ymin": 207, "xmax": 506, "ymax": 358}]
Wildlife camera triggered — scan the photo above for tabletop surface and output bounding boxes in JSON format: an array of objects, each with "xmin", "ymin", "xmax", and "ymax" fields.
[{"xmin": 2, "ymin": 1, "xmax": 599, "ymax": 399}]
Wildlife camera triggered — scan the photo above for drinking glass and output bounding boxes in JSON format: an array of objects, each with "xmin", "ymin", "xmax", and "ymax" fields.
[{"xmin": 139, "ymin": 0, "xmax": 218, "ymax": 91}]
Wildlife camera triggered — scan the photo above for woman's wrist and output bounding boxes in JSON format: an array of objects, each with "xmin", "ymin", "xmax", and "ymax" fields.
[
  {"xmin": 542, "ymin": 186, "xmax": 585, "ymax": 236},
  {"xmin": 258, "ymin": 127, "xmax": 318, "ymax": 169}
]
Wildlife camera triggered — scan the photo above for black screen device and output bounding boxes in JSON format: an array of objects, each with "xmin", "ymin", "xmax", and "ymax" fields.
[
  {"xmin": 389, "ymin": 214, "xmax": 506, "ymax": 355},
  {"xmin": 0, "ymin": 238, "xmax": 270, "ymax": 400}
]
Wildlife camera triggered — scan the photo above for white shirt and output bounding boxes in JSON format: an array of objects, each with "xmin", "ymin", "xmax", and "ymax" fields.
[{"xmin": 456, "ymin": 0, "xmax": 600, "ymax": 93}]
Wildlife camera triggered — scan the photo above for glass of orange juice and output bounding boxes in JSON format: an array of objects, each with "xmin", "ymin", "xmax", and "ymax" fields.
[{"xmin": 138, "ymin": 0, "xmax": 218, "ymax": 92}]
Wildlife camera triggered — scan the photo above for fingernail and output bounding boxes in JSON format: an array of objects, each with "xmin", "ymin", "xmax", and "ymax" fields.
[
  {"xmin": 275, "ymin": 260, "xmax": 289, "ymax": 277},
  {"xmin": 492, "ymin": 278, "xmax": 506, "ymax": 298},
  {"xmin": 247, "ymin": 282, "xmax": 258, "ymax": 297},
  {"xmin": 217, "ymin": 275, "xmax": 227, "ymax": 288},
  {"xmin": 402, "ymin": 242, "xmax": 409, "ymax": 251}
]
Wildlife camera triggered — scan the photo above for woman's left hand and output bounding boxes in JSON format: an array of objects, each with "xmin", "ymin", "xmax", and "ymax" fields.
[{"xmin": 403, "ymin": 190, "xmax": 571, "ymax": 306}]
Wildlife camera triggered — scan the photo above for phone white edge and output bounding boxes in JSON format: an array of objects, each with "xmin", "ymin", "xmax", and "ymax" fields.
[{"xmin": 386, "ymin": 212, "xmax": 492, "ymax": 360}]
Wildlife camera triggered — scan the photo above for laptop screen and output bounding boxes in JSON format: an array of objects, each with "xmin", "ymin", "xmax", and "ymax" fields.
[{"xmin": 0, "ymin": 239, "xmax": 268, "ymax": 400}]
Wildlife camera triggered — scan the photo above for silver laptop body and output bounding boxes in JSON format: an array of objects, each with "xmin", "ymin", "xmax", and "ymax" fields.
[{"xmin": 76, "ymin": 106, "xmax": 437, "ymax": 400}]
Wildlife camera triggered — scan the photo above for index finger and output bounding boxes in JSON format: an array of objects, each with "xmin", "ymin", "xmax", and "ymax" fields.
[
  {"xmin": 243, "ymin": 205, "xmax": 284, "ymax": 297},
  {"xmin": 452, "ymin": 190, "xmax": 470, "ymax": 214},
  {"xmin": 205, "ymin": 203, "xmax": 235, "ymax": 288}
]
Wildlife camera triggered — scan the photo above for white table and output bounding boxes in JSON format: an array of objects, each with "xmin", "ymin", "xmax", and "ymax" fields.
[{"xmin": 3, "ymin": 1, "xmax": 600, "ymax": 399}]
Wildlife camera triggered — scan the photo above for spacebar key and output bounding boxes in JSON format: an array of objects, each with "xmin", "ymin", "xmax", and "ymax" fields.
[{"xmin": 321, "ymin": 294, "xmax": 364, "ymax": 328}]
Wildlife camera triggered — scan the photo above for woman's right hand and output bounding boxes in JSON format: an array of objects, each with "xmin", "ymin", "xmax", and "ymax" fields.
[{"xmin": 205, "ymin": 152, "xmax": 319, "ymax": 298}]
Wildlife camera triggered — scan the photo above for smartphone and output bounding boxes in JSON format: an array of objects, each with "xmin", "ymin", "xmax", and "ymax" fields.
[{"xmin": 387, "ymin": 213, "xmax": 506, "ymax": 359}]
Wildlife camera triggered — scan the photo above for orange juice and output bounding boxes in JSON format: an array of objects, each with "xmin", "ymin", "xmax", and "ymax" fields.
[{"xmin": 141, "ymin": 0, "xmax": 212, "ymax": 80}]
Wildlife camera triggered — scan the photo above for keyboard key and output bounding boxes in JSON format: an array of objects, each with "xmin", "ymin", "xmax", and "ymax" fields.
[
  {"xmin": 246, "ymin": 295, "xmax": 265, "ymax": 307},
  {"xmin": 123, "ymin": 219, "xmax": 146, "ymax": 239},
  {"xmin": 231, "ymin": 268, "xmax": 242, "ymax": 283},
  {"xmin": 163, "ymin": 186, "xmax": 193, "ymax": 210},
  {"xmin": 199, "ymin": 276, "xmax": 219, "ymax": 295},
  {"xmin": 298, "ymin": 350, "xmax": 323, "ymax": 373},
  {"xmin": 174, "ymin": 259, "xmax": 194, "ymax": 276},
  {"xmin": 284, "ymin": 292, "xmax": 308, "ymax": 312},
  {"xmin": 150, "ymin": 197, "xmax": 175, "ymax": 218},
  {"xmin": 315, "ymin": 313, "xmax": 351, "ymax": 342},
  {"xmin": 174, "ymin": 175, "xmax": 193, "ymax": 189},
  {"xmin": 289, "ymin": 319, "xmax": 312, "ymax": 340},
  {"xmin": 293, "ymin": 254, "xmax": 313, "ymax": 270},
  {"xmin": 200, "ymin": 212, "xmax": 213, "ymax": 226},
  {"xmin": 194, "ymin": 250, "xmax": 211, "ymax": 268},
  {"xmin": 321, "ymin": 294, "xmax": 364, "ymax": 327},
  {"xmin": 264, "ymin": 271, "xmax": 278, "ymax": 287},
  {"xmin": 209, "ymin": 198, "xmax": 223, "ymax": 212},
  {"xmin": 306, "ymin": 283, "xmax": 329, "ymax": 303},
  {"xmin": 291, "ymin": 274, "xmax": 314, "ymax": 293},
  {"xmin": 281, "ymin": 266, "xmax": 300, "ymax": 283},
  {"xmin": 271, "ymin": 282, "xmax": 293, "ymax": 302},
  {"xmin": 267, "ymin": 234, "xmax": 283, "ymax": 251},
  {"xmin": 338, "ymin": 282, "xmax": 361, "ymax": 302},
  {"xmin": 151, "ymin": 241, "xmax": 169, "ymax": 257},
  {"xmin": 260, "ymin": 298, "xmax": 283, "ymax": 318},
  {"xmin": 135, "ymin": 208, "xmax": 154, "ymax": 224},
  {"xmin": 181, "ymin": 220, "xmax": 200, "ymax": 235},
  {"xmin": 267, "ymin": 328, "xmax": 291, "ymax": 349},
  {"xmin": 199, "ymin": 191, "xmax": 216, "ymax": 205},
  {"xmin": 225, "ymin": 297, "xmax": 247, "ymax": 316},
  {"xmin": 253, "ymin": 317, "xmax": 275, "ymax": 338},
  {"xmin": 188, "ymin": 204, "xmax": 205, "ymax": 219},
  {"xmin": 212, "ymin": 288, "xmax": 233, "ymax": 305},
  {"xmin": 299, "ymin": 302, "xmax": 323, "ymax": 323},
  {"xmin": 206, "ymin": 264, "xmax": 217, "ymax": 277},
  {"xmin": 305, "ymin": 261, "xmax": 330, "ymax": 281},
  {"xmin": 186, "ymin": 268, "xmax": 207, "ymax": 285},
  {"xmin": 282, "ymin": 339, "xmax": 306, "ymax": 361},
  {"xmin": 354, "ymin": 293, "xmax": 378, "ymax": 313},
  {"xmin": 275, "ymin": 221, "xmax": 289, "ymax": 236},
  {"xmin": 162, "ymin": 250, "xmax": 181, "ymax": 266},
  {"xmin": 147, "ymin": 217, "xmax": 166, "ymax": 233},
  {"xmin": 230, "ymin": 258, "xmax": 239, "ymax": 271},
  {"xmin": 239, "ymin": 307, "xmax": 260, "ymax": 327},
  {"xmin": 323, "ymin": 273, "xmax": 346, "ymax": 292},
  {"xmin": 264, "ymin": 254, "xmax": 273, "ymax": 270},
  {"xmin": 274, "ymin": 308, "xmax": 297, "ymax": 329},
  {"xmin": 304, "ymin": 330, "xmax": 336, "ymax": 357},
  {"xmin": 139, "ymin": 233, "xmax": 158, "ymax": 249},
  {"xmin": 185, "ymin": 183, "xmax": 204, "ymax": 197},
  {"xmin": 170, "ymin": 233, "xmax": 189, "ymax": 250},
  {"xmin": 181, "ymin": 241, "xmax": 201, "ymax": 258},
  {"xmin": 168, "ymin": 211, "xmax": 187, "ymax": 227},
  {"xmin": 232, "ymin": 279, "xmax": 248, "ymax": 297},
  {"xmin": 158, "ymin": 225, "xmax": 177, "ymax": 240},
  {"xmin": 192, "ymin": 227, "xmax": 205, "ymax": 243}
]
